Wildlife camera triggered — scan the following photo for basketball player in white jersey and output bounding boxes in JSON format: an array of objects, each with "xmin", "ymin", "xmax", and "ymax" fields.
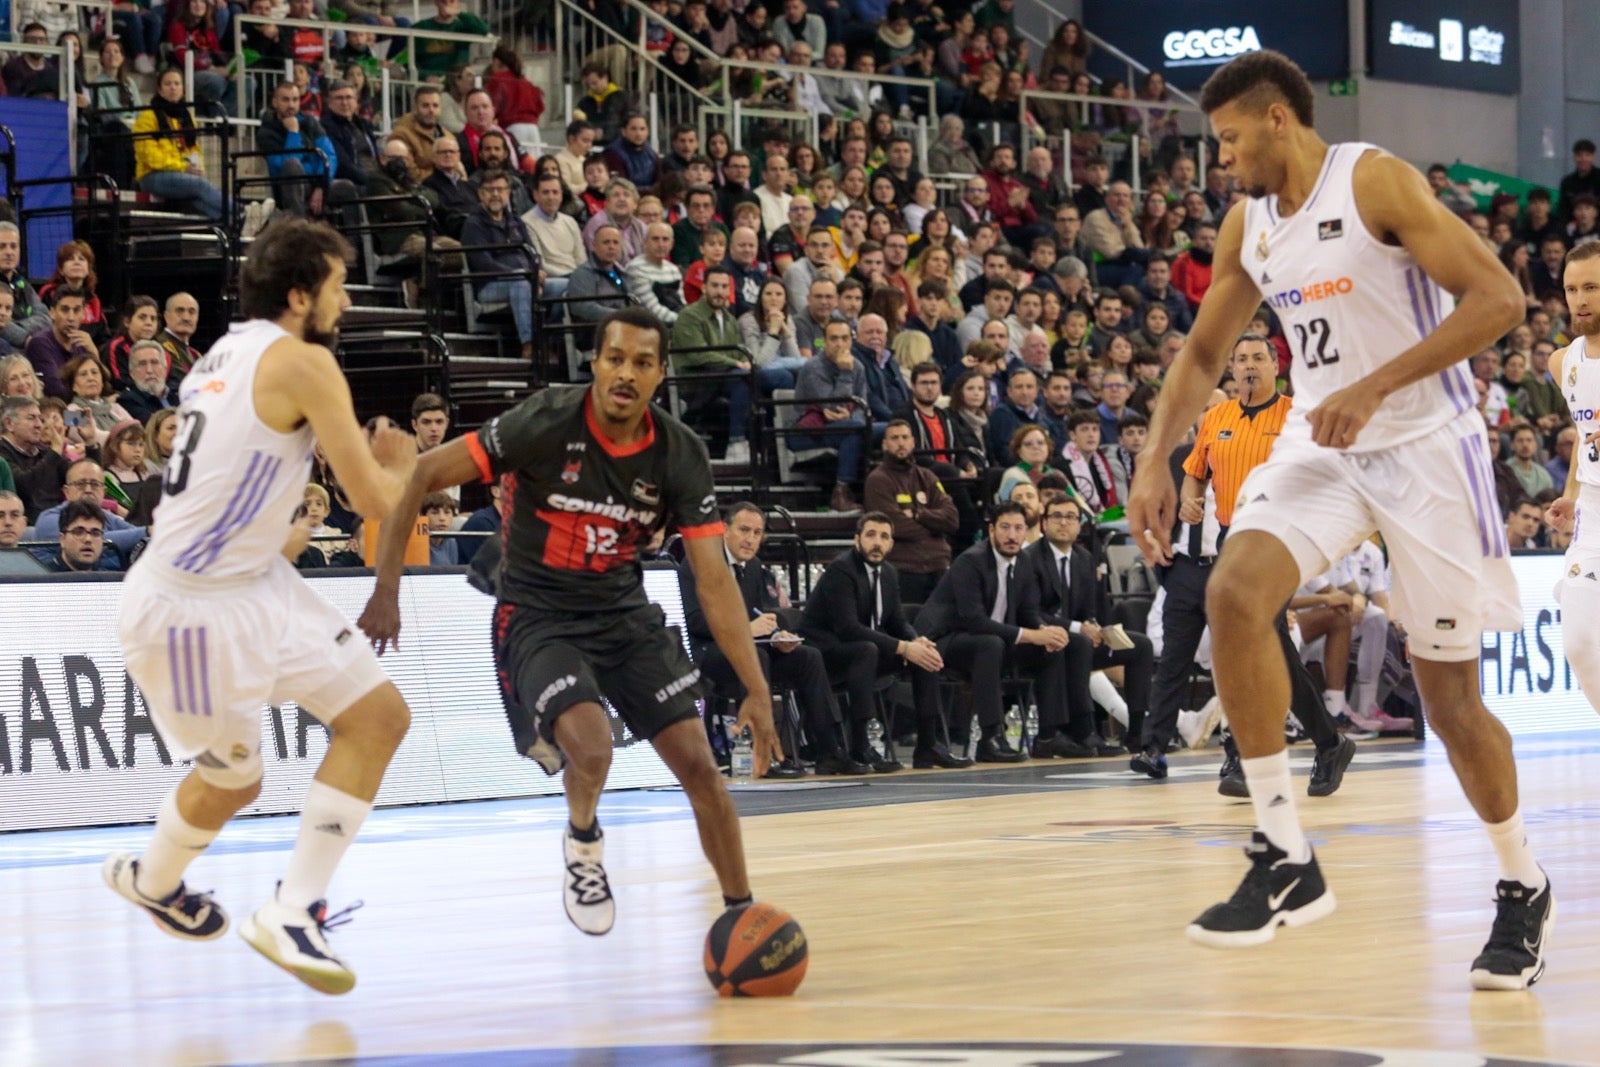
[
  {"xmin": 102, "ymin": 219, "xmax": 419, "ymax": 995},
  {"xmin": 1129, "ymin": 52, "xmax": 1552, "ymax": 989},
  {"xmin": 1543, "ymin": 242, "xmax": 1600, "ymax": 713}
]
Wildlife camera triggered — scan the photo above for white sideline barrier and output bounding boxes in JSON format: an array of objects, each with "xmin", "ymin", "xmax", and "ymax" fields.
[{"xmin": 0, "ymin": 567, "xmax": 684, "ymax": 831}]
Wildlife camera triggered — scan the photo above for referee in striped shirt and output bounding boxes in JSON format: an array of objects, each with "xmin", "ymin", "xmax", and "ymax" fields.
[{"xmin": 1140, "ymin": 333, "xmax": 1357, "ymax": 795}]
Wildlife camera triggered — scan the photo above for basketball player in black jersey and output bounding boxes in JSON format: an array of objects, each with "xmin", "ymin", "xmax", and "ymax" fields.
[{"xmin": 359, "ymin": 306, "xmax": 780, "ymax": 936}]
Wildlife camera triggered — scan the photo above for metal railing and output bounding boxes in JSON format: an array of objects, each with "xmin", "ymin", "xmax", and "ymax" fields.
[
  {"xmin": 227, "ymin": 11, "xmax": 497, "ymax": 130},
  {"xmin": 11, "ymin": 0, "xmax": 113, "ymax": 46},
  {"xmin": 1014, "ymin": 0, "xmax": 1199, "ymax": 107},
  {"xmin": 1017, "ymin": 87, "xmax": 1206, "ymax": 193},
  {"xmin": 556, "ymin": 0, "xmax": 718, "ymax": 149},
  {"xmin": 558, "ymin": 0, "xmax": 942, "ymax": 164}
]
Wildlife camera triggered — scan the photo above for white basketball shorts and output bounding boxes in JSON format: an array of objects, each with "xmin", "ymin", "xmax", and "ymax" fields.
[
  {"xmin": 118, "ymin": 556, "xmax": 390, "ymax": 771},
  {"xmin": 1227, "ymin": 408, "xmax": 1521, "ymax": 662}
]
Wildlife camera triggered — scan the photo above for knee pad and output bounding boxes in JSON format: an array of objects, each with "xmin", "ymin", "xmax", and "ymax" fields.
[{"xmin": 193, "ymin": 745, "xmax": 264, "ymax": 790}]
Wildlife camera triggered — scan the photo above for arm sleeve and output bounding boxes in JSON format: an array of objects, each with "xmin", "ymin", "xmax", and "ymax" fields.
[
  {"xmin": 948, "ymin": 557, "xmax": 1020, "ymax": 641},
  {"xmin": 625, "ymin": 264, "xmax": 678, "ymax": 325},
  {"xmin": 918, "ymin": 474, "xmax": 960, "ymax": 534},
  {"xmin": 315, "ymin": 134, "xmax": 338, "ymax": 178},
  {"xmin": 863, "ymin": 470, "xmax": 929, "ymax": 545}
]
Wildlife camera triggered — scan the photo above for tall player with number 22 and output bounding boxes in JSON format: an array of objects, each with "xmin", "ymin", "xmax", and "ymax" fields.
[
  {"xmin": 104, "ymin": 220, "xmax": 420, "ymax": 995},
  {"xmin": 1128, "ymin": 52, "xmax": 1553, "ymax": 988}
]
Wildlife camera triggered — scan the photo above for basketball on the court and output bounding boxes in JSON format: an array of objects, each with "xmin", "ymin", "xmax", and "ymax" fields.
[{"xmin": 702, "ymin": 902, "xmax": 808, "ymax": 997}]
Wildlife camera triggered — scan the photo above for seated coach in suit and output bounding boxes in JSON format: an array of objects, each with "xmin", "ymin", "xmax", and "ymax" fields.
[
  {"xmin": 1020, "ymin": 494, "xmax": 1152, "ymax": 759},
  {"xmin": 914, "ymin": 501, "xmax": 1074, "ymax": 763},
  {"xmin": 800, "ymin": 511, "xmax": 972, "ymax": 770},
  {"xmin": 680, "ymin": 501, "xmax": 866, "ymax": 776}
]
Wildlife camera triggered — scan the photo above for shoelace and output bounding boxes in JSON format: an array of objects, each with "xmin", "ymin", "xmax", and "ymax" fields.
[
  {"xmin": 160, "ymin": 883, "xmax": 220, "ymax": 921},
  {"xmin": 1220, "ymin": 842, "xmax": 1280, "ymax": 906},
  {"xmin": 315, "ymin": 900, "xmax": 365, "ymax": 934},
  {"xmin": 567, "ymin": 861, "xmax": 612, "ymax": 905},
  {"xmin": 1482, "ymin": 887, "xmax": 1539, "ymax": 951}
]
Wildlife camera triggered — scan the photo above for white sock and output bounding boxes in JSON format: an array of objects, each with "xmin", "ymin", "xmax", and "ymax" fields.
[
  {"xmin": 1322, "ymin": 689, "xmax": 1345, "ymax": 718},
  {"xmin": 1242, "ymin": 750, "xmax": 1310, "ymax": 863},
  {"xmin": 1355, "ymin": 680, "xmax": 1379, "ymax": 718},
  {"xmin": 1089, "ymin": 671, "xmax": 1128, "ymax": 727},
  {"xmin": 137, "ymin": 789, "xmax": 220, "ymax": 900},
  {"xmin": 1484, "ymin": 808, "xmax": 1546, "ymax": 890},
  {"xmin": 279, "ymin": 781, "xmax": 373, "ymax": 911}
]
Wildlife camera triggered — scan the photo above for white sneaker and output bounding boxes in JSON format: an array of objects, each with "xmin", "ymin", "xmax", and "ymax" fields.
[
  {"xmin": 723, "ymin": 439, "xmax": 750, "ymax": 464},
  {"xmin": 563, "ymin": 828, "xmax": 615, "ymax": 936},
  {"xmin": 103, "ymin": 852, "xmax": 228, "ymax": 940},
  {"xmin": 134, "ymin": 54, "xmax": 155, "ymax": 74},
  {"xmin": 238, "ymin": 893, "xmax": 360, "ymax": 995},
  {"xmin": 1180, "ymin": 695, "xmax": 1223, "ymax": 749}
]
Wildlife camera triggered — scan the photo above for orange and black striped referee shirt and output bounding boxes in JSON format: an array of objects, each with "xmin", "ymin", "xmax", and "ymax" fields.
[{"xmin": 1183, "ymin": 392, "xmax": 1292, "ymax": 528}]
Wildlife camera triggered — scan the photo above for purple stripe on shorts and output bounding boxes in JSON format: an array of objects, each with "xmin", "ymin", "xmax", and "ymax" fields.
[
  {"xmin": 167, "ymin": 626, "xmax": 183, "ymax": 715},
  {"xmin": 197, "ymin": 626, "xmax": 212, "ymax": 717},
  {"xmin": 1465, "ymin": 441, "xmax": 1504, "ymax": 559},
  {"xmin": 1459, "ymin": 435, "xmax": 1494, "ymax": 557},
  {"xmin": 181, "ymin": 627, "xmax": 199, "ymax": 718}
]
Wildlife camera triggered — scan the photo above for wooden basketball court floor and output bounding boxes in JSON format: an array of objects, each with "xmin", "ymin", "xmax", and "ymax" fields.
[{"xmin": 5, "ymin": 733, "xmax": 1600, "ymax": 1067}]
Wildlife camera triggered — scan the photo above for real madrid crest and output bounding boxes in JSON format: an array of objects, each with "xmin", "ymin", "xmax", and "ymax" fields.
[
  {"xmin": 1255, "ymin": 231, "xmax": 1270, "ymax": 261},
  {"xmin": 1570, "ymin": 364, "xmax": 1580, "ymax": 388},
  {"xmin": 1571, "ymin": 563, "xmax": 1582, "ymax": 579}
]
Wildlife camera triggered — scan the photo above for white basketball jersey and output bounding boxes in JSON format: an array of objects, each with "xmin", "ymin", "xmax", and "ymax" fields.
[
  {"xmin": 142, "ymin": 320, "xmax": 316, "ymax": 579},
  {"xmin": 1560, "ymin": 334, "xmax": 1600, "ymax": 491},
  {"xmin": 1239, "ymin": 142, "xmax": 1476, "ymax": 451}
]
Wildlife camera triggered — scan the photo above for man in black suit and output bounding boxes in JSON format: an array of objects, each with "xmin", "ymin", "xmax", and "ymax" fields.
[
  {"xmin": 801, "ymin": 512, "xmax": 972, "ymax": 770},
  {"xmin": 680, "ymin": 503, "xmax": 869, "ymax": 777},
  {"xmin": 914, "ymin": 502, "xmax": 1073, "ymax": 763},
  {"xmin": 1022, "ymin": 495, "xmax": 1152, "ymax": 761}
]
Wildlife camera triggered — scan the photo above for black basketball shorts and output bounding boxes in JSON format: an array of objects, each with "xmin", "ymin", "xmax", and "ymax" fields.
[{"xmin": 492, "ymin": 600, "xmax": 705, "ymax": 764}]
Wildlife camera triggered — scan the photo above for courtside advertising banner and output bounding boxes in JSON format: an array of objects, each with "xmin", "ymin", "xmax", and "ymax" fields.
[
  {"xmin": 0, "ymin": 568, "xmax": 683, "ymax": 831},
  {"xmin": 1479, "ymin": 553, "xmax": 1592, "ymax": 736}
]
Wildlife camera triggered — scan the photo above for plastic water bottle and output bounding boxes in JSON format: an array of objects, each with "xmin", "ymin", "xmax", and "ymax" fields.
[
  {"xmin": 730, "ymin": 727, "xmax": 754, "ymax": 782},
  {"xmin": 1005, "ymin": 706, "xmax": 1022, "ymax": 746}
]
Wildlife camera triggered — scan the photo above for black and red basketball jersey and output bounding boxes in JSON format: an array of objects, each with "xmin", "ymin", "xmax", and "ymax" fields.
[{"xmin": 466, "ymin": 385, "xmax": 724, "ymax": 612}]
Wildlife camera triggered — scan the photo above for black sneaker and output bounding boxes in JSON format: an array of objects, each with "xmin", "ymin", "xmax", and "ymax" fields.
[
  {"xmin": 1307, "ymin": 736, "xmax": 1356, "ymax": 797},
  {"xmin": 1218, "ymin": 751, "xmax": 1249, "ymax": 798},
  {"xmin": 1469, "ymin": 874, "xmax": 1555, "ymax": 990},
  {"xmin": 1129, "ymin": 746, "xmax": 1168, "ymax": 780},
  {"xmin": 103, "ymin": 852, "xmax": 229, "ymax": 941},
  {"xmin": 1186, "ymin": 831, "xmax": 1336, "ymax": 948}
]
